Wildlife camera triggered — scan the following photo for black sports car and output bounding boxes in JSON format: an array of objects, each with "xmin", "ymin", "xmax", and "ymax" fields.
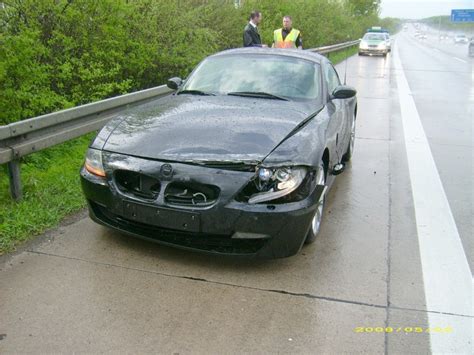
[{"xmin": 81, "ymin": 48, "xmax": 357, "ymax": 258}]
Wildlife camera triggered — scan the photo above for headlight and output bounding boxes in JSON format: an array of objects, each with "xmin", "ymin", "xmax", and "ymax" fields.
[
  {"xmin": 84, "ymin": 148, "xmax": 106, "ymax": 177},
  {"xmin": 378, "ymin": 43, "xmax": 387, "ymax": 49},
  {"xmin": 359, "ymin": 41, "xmax": 368, "ymax": 49},
  {"xmin": 248, "ymin": 167, "xmax": 307, "ymax": 204}
]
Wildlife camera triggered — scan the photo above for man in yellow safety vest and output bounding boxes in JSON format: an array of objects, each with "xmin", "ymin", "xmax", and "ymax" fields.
[{"xmin": 273, "ymin": 16, "xmax": 302, "ymax": 49}]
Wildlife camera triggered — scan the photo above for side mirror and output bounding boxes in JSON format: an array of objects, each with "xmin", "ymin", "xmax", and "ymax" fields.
[
  {"xmin": 332, "ymin": 85, "xmax": 357, "ymax": 99},
  {"xmin": 167, "ymin": 77, "xmax": 183, "ymax": 90}
]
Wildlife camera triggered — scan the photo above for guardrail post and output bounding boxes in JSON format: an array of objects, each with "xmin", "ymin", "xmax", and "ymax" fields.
[{"xmin": 7, "ymin": 160, "xmax": 22, "ymax": 201}]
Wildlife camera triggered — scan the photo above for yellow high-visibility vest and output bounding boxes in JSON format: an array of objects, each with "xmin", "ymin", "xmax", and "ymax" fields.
[{"xmin": 274, "ymin": 28, "xmax": 300, "ymax": 48}]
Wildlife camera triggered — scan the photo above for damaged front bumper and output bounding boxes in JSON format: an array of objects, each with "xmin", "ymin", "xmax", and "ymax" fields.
[{"xmin": 80, "ymin": 153, "xmax": 324, "ymax": 258}]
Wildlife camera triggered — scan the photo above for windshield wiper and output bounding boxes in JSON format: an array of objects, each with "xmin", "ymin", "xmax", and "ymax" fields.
[
  {"xmin": 177, "ymin": 89, "xmax": 216, "ymax": 96},
  {"xmin": 227, "ymin": 91, "xmax": 289, "ymax": 101}
]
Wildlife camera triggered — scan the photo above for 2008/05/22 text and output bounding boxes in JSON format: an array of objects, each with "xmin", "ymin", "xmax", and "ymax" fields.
[{"xmin": 354, "ymin": 326, "xmax": 453, "ymax": 333}]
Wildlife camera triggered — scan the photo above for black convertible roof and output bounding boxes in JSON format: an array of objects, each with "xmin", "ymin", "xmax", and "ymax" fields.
[{"xmin": 211, "ymin": 47, "xmax": 327, "ymax": 64}]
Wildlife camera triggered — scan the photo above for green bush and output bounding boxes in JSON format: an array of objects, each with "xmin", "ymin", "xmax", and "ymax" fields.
[{"xmin": 0, "ymin": 0, "xmax": 382, "ymax": 125}]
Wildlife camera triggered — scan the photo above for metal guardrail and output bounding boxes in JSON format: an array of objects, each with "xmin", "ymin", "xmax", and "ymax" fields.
[
  {"xmin": 309, "ymin": 39, "xmax": 360, "ymax": 54},
  {"xmin": 1, "ymin": 85, "xmax": 173, "ymax": 200},
  {"xmin": 0, "ymin": 39, "xmax": 359, "ymax": 201}
]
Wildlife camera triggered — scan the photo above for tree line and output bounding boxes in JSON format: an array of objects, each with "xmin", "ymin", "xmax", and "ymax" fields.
[{"xmin": 0, "ymin": 0, "xmax": 389, "ymax": 125}]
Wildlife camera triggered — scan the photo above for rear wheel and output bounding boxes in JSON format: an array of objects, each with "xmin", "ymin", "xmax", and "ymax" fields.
[
  {"xmin": 305, "ymin": 164, "xmax": 326, "ymax": 244},
  {"xmin": 342, "ymin": 114, "xmax": 356, "ymax": 162}
]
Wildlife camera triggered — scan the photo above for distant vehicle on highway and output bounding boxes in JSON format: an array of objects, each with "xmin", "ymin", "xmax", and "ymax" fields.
[
  {"xmin": 383, "ymin": 33, "xmax": 392, "ymax": 52},
  {"xmin": 359, "ymin": 32, "xmax": 389, "ymax": 56},
  {"xmin": 469, "ymin": 38, "xmax": 474, "ymax": 57},
  {"xmin": 454, "ymin": 34, "xmax": 468, "ymax": 44},
  {"xmin": 80, "ymin": 48, "xmax": 358, "ymax": 258}
]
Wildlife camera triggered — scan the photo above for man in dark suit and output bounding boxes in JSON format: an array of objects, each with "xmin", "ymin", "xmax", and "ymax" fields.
[{"xmin": 243, "ymin": 10, "xmax": 267, "ymax": 47}]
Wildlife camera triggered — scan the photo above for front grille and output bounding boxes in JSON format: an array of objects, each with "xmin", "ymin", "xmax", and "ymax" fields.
[
  {"xmin": 114, "ymin": 170, "xmax": 161, "ymax": 200},
  {"xmin": 91, "ymin": 202, "xmax": 266, "ymax": 254},
  {"xmin": 164, "ymin": 182, "xmax": 219, "ymax": 207}
]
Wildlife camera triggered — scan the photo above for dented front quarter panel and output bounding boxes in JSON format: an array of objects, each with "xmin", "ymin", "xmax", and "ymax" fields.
[{"xmin": 262, "ymin": 105, "xmax": 331, "ymax": 168}]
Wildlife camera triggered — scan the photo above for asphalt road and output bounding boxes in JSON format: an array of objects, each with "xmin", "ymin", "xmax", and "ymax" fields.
[
  {"xmin": 1, "ymin": 32, "xmax": 472, "ymax": 353},
  {"xmin": 399, "ymin": 28, "xmax": 473, "ymax": 272}
]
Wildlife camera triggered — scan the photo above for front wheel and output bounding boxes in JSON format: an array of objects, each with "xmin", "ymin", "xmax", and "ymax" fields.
[
  {"xmin": 305, "ymin": 165, "xmax": 326, "ymax": 244},
  {"xmin": 342, "ymin": 114, "xmax": 356, "ymax": 162}
]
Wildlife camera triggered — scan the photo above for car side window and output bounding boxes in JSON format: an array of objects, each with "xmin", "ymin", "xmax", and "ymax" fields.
[{"xmin": 325, "ymin": 64, "xmax": 341, "ymax": 95}]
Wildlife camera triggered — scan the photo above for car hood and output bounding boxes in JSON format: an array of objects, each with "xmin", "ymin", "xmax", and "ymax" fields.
[{"xmin": 102, "ymin": 94, "xmax": 321, "ymax": 163}]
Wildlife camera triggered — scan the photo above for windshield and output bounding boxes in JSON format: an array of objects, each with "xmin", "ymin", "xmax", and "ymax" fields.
[
  {"xmin": 363, "ymin": 33, "xmax": 386, "ymax": 41},
  {"xmin": 182, "ymin": 54, "xmax": 321, "ymax": 100}
]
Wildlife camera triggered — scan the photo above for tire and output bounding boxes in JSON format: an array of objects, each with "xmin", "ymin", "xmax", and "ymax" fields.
[
  {"xmin": 342, "ymin": 114, "xmax": 356, "ymax": 162},
  {"xmin": 305, "ymin": 164, "xmax": 326, "ymax": 244}
]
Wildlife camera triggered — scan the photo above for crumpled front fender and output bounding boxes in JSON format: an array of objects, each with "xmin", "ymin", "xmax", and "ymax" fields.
[{"xmin": 261, "ymin": 108, "xmax": 330, "ymax": 169}]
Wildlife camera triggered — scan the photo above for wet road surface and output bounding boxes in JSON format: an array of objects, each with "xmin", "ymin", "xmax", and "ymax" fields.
[{"xmin": 1, "ymin": 32, "xmax": 472, "ymax": 353}]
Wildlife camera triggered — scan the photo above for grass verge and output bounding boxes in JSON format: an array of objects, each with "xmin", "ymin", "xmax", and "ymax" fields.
[{"xmin": 0, "ymin": 134, "xmax": 93, "ymax": 254}]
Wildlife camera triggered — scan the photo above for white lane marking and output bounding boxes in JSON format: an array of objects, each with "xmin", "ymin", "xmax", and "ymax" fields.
[
  {"xmin": 393, "ymin": 48, "xmax": 473, "ymax": 353},
  {"xmin": 453, "ymin": 57, "xmax": 467, "ymax": 63},
  {"xmin": 471, "ymin": 67, "xmax": 474, "ymax": 103}
]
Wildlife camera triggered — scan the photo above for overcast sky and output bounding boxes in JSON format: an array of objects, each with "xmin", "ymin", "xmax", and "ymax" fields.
[{"xmin": 380, "ymin": 0, "xmax": 473, "ymax": 19}]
